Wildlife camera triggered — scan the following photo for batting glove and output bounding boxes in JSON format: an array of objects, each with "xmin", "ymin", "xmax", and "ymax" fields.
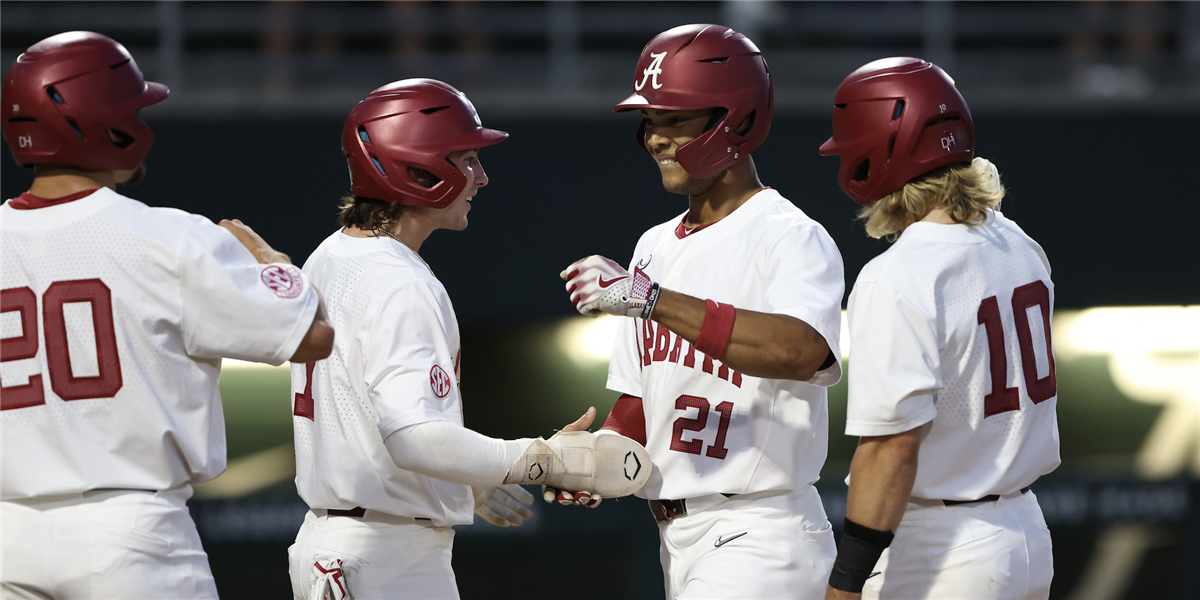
[
  {"xmin": 310, "ymin": 555, "xmax": 355, "ymax": 600},
  {"xmin": 562, "ymin": 255, "xmax": 660, "ymax": 319},
  {"xmin": 473, "ymin": 484, "xmax": 535, "ymax": 527},
  {"xmin": 542, "ymin": 486, "xmax": 603, "ymax": 508},
  {"xmin": 503, "ymin": 430, "xmax": 651, "ymax": 498}
]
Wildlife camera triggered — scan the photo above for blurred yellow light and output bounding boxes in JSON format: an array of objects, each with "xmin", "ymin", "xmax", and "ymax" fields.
[
  {"xmin": 1058, "ymin": 306, "xmax": 1200, "ymax": 354},
  {"xmin": 557, "ymin": 315, "xmax": 621, "ymax": 366}
]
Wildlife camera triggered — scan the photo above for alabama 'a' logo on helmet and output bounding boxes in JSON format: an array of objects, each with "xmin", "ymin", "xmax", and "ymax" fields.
[{"xmin": 634, "ymin": 52, "xmax": 668, "ymax": 91}]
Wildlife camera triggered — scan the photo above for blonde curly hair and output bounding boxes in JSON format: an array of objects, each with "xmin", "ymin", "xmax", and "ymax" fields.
[{"xmin": 859, "ymin": 157, "xmax": 1006, "ymax": 241}]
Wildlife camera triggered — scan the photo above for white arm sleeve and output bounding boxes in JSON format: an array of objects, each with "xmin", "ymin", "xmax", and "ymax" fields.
[{"xmin": 383, "ymin": 421, "xmax": 529, "ymax": 486}]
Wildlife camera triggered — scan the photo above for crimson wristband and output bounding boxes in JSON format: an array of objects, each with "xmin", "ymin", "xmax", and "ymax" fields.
[
  {"xmin": 828, "ymin": 518, "xmax": 895, "ymax": 593},
  {"xmin": 695, "ymin": 300, "xmax": 736, "ymax": 359}
]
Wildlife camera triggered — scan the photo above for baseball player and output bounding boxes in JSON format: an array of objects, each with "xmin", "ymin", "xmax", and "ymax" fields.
[
  {"xmin": 819, "ymin": 58, "xmax": 1060, "ymax": 600},
  {"xmin": 288, "ymin": 79, "xmax": 650, "ymax": 600},
  {"xmin": 560, "ymin": 24, "xmax": 846, "ymax": 599},
  {"xmin": 0, "ymin": 31, "xmax": 333, "ymax": 599}
]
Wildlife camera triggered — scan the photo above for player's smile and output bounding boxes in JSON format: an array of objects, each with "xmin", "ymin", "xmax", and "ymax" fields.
[{"xmin": 641, "ymin": 108, "xmax": 723, "ymax": 196}]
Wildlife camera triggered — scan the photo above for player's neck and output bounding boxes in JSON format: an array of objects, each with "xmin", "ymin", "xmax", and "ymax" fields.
[
  {"xmin": 344, "ymin": 218, "xmax": 430, "ymax": 254},
  {"xmin": 28, "ymin": 166, "xmax": 114, "ymax": 198},
  {"xmin": 685, "ymin": 158, "xmax": 764, "ymax": 226},
  {"xmin": 919, "ymin": 206, "xmax": 958, "ymax": 225}
]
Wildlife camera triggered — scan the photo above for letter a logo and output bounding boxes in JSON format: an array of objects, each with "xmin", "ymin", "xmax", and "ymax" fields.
[{"xmin": 634, "ymin": 52, "xmax": 668, "ymax": 91}]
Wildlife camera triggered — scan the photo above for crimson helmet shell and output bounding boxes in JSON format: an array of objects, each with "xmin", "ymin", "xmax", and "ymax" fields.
[
  {"xmin": 614, "ymin": 24, "xmax": 773, "ymax": 180},
  {"xmin": 819, "ymin": 57, "xmax": 974, "ymax": 206},
  {"xmin": 2, "ymin": 31, "xmax": 168, "ymax": 171},
  {"xmin": 343, "ymin": 79, "xmax": 507, "ymax": 208}
]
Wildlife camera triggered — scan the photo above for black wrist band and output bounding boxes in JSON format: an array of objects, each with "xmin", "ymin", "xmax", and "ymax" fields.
[
  {"xmin": 827, "ymin": 518, "xmax": 895, "ymax": 593},
  {"xmin": 641, "ymin": 283, "xmax": 661, "ymax": 320}
]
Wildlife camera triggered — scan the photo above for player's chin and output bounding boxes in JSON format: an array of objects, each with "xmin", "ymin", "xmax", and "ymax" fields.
[{"xmin": 661, "ymin": 177, "xmax": 699, "ymax": 196}]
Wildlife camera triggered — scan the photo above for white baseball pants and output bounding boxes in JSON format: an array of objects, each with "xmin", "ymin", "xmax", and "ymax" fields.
[
  {"xmin": 658, "ymin": 485, "xmax": 837, "ymax": 600},
  {"xmin": 288, "ymin": 509, "xmax": 458, "ymax": 600},
  {"xmin": 863, "ymin": 489, "xmax": 1053, "ymax": 600},
  {"xmin": 0, "ymin": 487, "xmax": 217, "ymax": 599}
]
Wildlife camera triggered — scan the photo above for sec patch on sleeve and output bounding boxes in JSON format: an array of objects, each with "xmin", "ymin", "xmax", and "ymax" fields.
[
  {"xmin": 260, "ymin": 265, "xmax": 304, "ymax": 299},
  {"xmin": 430, "ymin": 365, "xmax": 452, "ymax": 398}
]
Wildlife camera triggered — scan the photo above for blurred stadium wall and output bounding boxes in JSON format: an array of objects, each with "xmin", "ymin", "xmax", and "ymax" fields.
[{"xmin": 3, "ymin": 2, "xmax": 1198, "ymax": 599}]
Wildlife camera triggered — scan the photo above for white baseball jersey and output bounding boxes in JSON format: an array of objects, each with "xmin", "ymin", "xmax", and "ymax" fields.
[
  {"xmin": 291, "ymin": 231, "xmax": 472, "ymax": 528},
  {"xmin": 0, "ymin": 187, "xmax": 320, "ymax": 499},
  {"xmin": 607, "ymin": 188, "xmax": 845, "ymax": 500},
  {"xmin": 845, "ymin": 209, "xmax": 1061, "ymax": 500}
]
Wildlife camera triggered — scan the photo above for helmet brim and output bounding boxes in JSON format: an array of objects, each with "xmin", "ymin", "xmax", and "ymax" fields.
[{"xmin": 140, "ymin": 81, "xmax": 170, "ymax": 108}]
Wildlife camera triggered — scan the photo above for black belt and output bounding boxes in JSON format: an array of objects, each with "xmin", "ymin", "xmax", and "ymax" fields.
[
  {"xmin": 324, "ymin": 507, "xmax": 430, "ymax": 521},
  {"xmin": 649, "ymin": 493, "xmax": 740, "ymax": 524},
  {"xmin": 649, "ymin": 499, "xmax": 687, "ymax": 524},
  {"xmin": 941, "ymin": 486, "xmax": 1031, "ymax": 506}
]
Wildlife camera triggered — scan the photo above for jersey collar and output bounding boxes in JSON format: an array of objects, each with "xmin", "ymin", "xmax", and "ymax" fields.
[
  {"xmin": 9, "ymin": 188, "xmax": 101, "ymax": 210},
  {"xmin": 673, "ymin": 187, "xmax": 772, "ymax": 240}
]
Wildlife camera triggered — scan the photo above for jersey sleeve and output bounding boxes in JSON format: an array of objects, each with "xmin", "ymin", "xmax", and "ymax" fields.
[
  {"xmin": 844, "ymin": 278, "xmax": 940, "ymax": 437},
  {"xmin": 364, "ymin": 280, "xmax": 462, "ymax": 440},
  {"xmin": 606, "ymin": 315, "xmax": 645, "ymax": 397},
  {"xmin": 178, "ymin": 220, "xmax": 320, "ymax": 365},
  {"xmin": 762, "ymin": 221, "xmax": 846, "ymax": 387}
]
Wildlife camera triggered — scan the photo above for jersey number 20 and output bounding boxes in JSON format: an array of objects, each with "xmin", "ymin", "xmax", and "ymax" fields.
[
  {"xmin": 1, "ymin": 281, "xmax": 123, "ymax": 410},
  {"xmin": 977, "ymin": 280, "xmax": 1056, "ymax": 418}
]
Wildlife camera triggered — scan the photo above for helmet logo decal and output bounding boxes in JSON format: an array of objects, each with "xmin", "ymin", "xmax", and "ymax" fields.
[
  {"xmin": 939, "ymin": 103, "xmax": 947, "ymax": 112},
  {"xmin": 941, "ymin": 133, "xmax": 956, "ymax": 152},
  {"xmin": 18, "ymin": 135, "xmax": 32, "ymax": 148},
  {"xmin": 634, "ymin": 51, "xmax": 668, "ymax": 91}
]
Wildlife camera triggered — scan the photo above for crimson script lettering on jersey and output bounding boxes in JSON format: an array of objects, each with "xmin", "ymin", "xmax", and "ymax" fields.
[
  {"xmin": 1, "ymin": 280, "xmax": 123, "ymax": 410},
  {"xmin": 638, "ymin": 319, "xmax": 743, "ymax": 388}
]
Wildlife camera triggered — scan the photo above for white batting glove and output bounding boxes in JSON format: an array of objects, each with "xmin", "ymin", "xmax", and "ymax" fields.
[
  {"xmin": 310, "ymin": 555, "xmax": 355, "ymax": 600},
  {"xmin": 542, "ymin": 486, "xmax": 603, "ymax": 509},
  {"xmin": 562, "ymin": 255, "xmax": 659, "ymax": 319},
  {"xmin": 473, "ymin": 484, "xmax": 535, "ymax": 527}
]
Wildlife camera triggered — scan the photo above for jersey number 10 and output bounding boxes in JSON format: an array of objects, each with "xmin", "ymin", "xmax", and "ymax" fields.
[
  {"xmin": 977, "ymin": 280, "xmax": 1056, "ymax": 418},
  {"xmin": 1, "ymin": 281, "xmax": 123, "ymax": 410}
]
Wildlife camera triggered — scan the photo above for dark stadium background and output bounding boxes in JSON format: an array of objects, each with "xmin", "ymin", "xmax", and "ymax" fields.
[{"xmin": 3, "ymin": 2, "xmax": 1198, "ymax": 599}]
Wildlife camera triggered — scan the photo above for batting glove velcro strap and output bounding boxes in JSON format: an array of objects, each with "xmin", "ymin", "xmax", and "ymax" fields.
[
  {"xmin": 562, "ymin": 255, "xmax": 658, "ymax": 319},
  {"xmin": 504, "ymin": 431, "xmax": 651, "ymax": 498},
  {"xmin": 827, "ymin": 518, "xmax": 895, "ymax": 593},
  {"xmin": 542, "ymin": 487, "xmax": 603, "ymax": 508}
]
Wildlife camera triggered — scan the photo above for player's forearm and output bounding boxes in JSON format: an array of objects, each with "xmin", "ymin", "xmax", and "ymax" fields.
[
  {"xmin": 650, "ymin": 288, "xmax": 831, "ymax": 380},
  {"xmin": 844, "ymin": 428, "xmax": 922, "ymax": 532},
  {"xmin": 383, "ymin": 421, "xmax": 525, "ymax": 486}
]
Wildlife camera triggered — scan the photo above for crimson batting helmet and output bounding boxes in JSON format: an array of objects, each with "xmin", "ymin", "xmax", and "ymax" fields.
[
  {"xmin": 1, "ymin": 31, "xmax": 169, "ymax": 171},
  {"xmin": 614, "ymin": 24, "xmax": 773, "ymax": 180},
  {"xmin": 343, "ymin": 79, "xmax": 508, "ymax": 208},
  {"xmin": 819, "ymin": 57, "xmax": 975, "ymax": 206}
]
